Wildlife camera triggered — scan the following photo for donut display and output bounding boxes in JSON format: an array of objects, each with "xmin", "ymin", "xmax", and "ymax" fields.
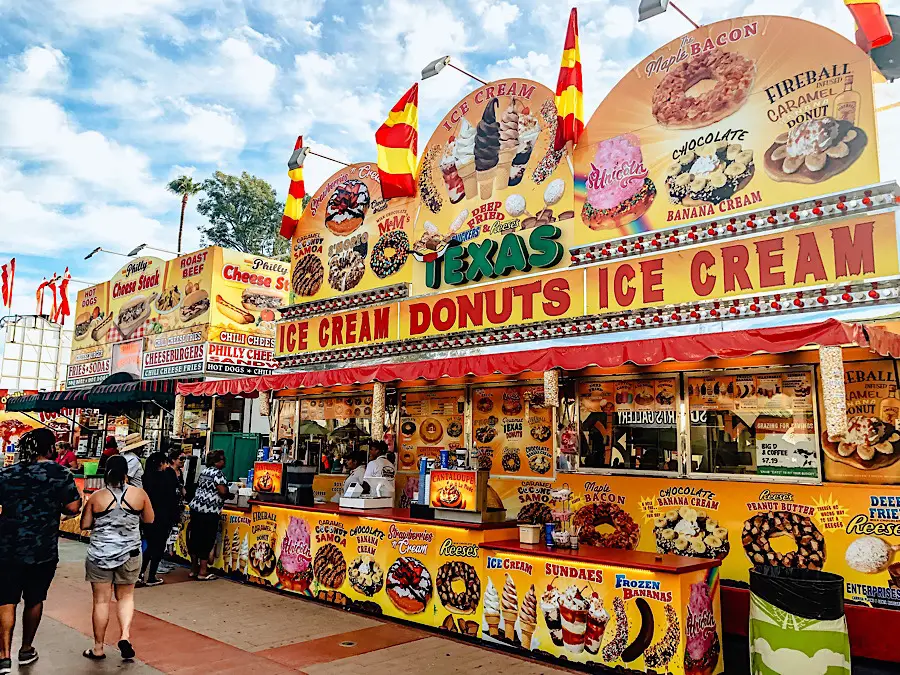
[
  {"xmin": 475, "ymin": 426, "xmax": 497, "ymax": 443},
  {"xmin": 325, "ymin": 180, "xmax": 370, "ymax": 236},
  {"xmin": 370, "ymin": 230, "xmax": 410, "ymax": 279},
  {"xmin": 249, "ymin": 540, "xmax": 277, "ymax": 577},
  {"xmin": 313, "ymin": 543, "xmax": 347, "ymax": 588},
  {"xmin": 530, "ymin": 424, "xmax": 552, "ymax": 443},
  {"xmin": 764, "ymin": 118, "xmax": 867, "ymax": 184},
  {"xmin": 436, "ymin": 561, "xmax": 481, "ymax": 614},
  {"xmin": 386, "ymin": 556, "xmax": 433, "ymax": 614},
  {"xmin": 292, "ymin": 254, "xmax": 324, "ymax": 297},
  {"xmin": 475, "ymin": 447, "xmax": 493, "ymax": 471},
  {"xmin": 664, "ymin": 143, "xmax": 755, "ymax": 206},
  {"xmin": 419, "ymin": 418, "xmax": 444, "ymax": 444},
  {"xmin": 348, "ymin": 555, "xmax": 384, "ymax": 597},
  {"xmin": 652, "ymin": 50, "xmax": 756, "ymax": 129},
  {"xmin": 528, "ymin": 453, "xmax": 551, "ymax": 475},
  {"xmin": 447, "ymin": 421, "xmax": 463, "ymax": 438},
  {"xmin": 654, "ymin": 506, "xmax": 730, "ymax": 559},
  {"xmin": 328, "ymin": 251, "xmax": 365, "ymax": 292},
  {"xmin": 501, "ymin": 452, "xmax": 521, "ymax": 473},
  {"xmin": 742, "ymin": 511, "xmax": 825, "ymax": 569},
  {"xmin": 517, "ymin": 502, "xmax": 553, "ymax": 525},
  {"xmin": 573, "ymin": 503, "xmax": 640, "ymax": 550}
]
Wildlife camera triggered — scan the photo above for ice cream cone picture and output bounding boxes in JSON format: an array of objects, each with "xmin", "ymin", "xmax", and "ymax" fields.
[
  {"xmin": 484, "ymin": 578, "xmax": 501, "ymax": 637},
  {"xmin": 501, "ymin": 573, "xmax": 518, "ymax": 641},
  {"xmin": 456, "ymin": 119, "xmax": 477, "ymax": 199},
  {"xmin": 496, "ymin": 98, "xmax": 523, "ymax": 191},
  {"xmin": 475, "ymin": 97, "xmax": 500, "ymax": 200},
  {"xmin": 519, "ymin": 584, "xmax": 538, "ymax": 650},
  {"xmin": 509, "ymin": 106, "xmax": 540, "ymax": 187}
]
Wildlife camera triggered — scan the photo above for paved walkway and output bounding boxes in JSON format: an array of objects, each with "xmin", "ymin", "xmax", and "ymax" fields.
[{"xmin": 10, "ymin": 540, "xmax": 573, "ymax": 674}]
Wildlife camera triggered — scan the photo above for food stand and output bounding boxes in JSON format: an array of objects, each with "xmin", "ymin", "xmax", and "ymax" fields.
[{"xmin": 174, "ymin": 13, "xmax": 900, "ymax": 671}]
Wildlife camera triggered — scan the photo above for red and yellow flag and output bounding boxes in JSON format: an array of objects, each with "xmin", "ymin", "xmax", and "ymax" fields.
[
  {"xmin": 553, "ymin": 8, "xmax": 584, "ymax": 153},
  {"xmin": 279, "ymin": 135, "xmax": 307, "ymax": 239},
  {"xmin": 376, "ymin": 83, "xmax": 418, "ymax": 199},
  {"xmin": 845, "ymin": 0, "xmax": 893, "ymax": 50}
]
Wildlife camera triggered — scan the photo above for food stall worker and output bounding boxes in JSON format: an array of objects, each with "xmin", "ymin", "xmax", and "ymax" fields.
[
  {"xmin": 98, "ymin": 436, "xmax": 119, "ymax": 471},
  {"xmin": 55, "ymin": 442, "xmax": 79, "ymax": 471},
  {"xmin": 364, "ymin": 440, "xmax": 395, "ymax": 479},
  {"xmin": 343, "ymin": 451, "xmax": 367, "ymax": 492}
]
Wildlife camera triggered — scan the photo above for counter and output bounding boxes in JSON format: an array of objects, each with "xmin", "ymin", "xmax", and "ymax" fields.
[{"xmin": 481, "ymin": 540, "xmax": 723, "ymax": 674}]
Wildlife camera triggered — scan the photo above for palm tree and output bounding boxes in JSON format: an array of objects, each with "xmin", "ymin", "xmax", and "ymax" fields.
[{"xmin": 167, "ymin": 175, "xmax": 202, "ymax": 254}]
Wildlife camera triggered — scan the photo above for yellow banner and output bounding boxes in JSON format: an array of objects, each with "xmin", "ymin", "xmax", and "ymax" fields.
[
  {"xmin": 107, "ymin": 256, "xmax": 166, "ymax": 343},
  {"xmin": 585, "ymin": 214, "xmax": 898, "ymax": 314},
  {"xmin": 573, "ymin": 16, "xmax": 880, "ymax": 244},
  {"xmin": 73, "ymin": 282, "xmax": 110, "ymax": 348},
  {"xmin": 276, "ymin": 304, "xmax": 397, "ymax": 356},
  {"xmin": 400, "ymin": 268, "xmax": 584, "ymax": 339},
  {"xmin": 290, "ymin": 163, "xmax": 417, "ymax": 303}
]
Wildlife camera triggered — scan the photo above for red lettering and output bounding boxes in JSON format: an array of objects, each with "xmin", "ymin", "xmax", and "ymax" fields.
[
  {"xmin": 543, "ymin": 278, "xmax": 570, "ymax": 316},
  {"xmin": 358, "ymin": 312, "xmax": 372, "ymax": 342},
  {"xmin": 332, "ymin": 315, "xmax": 344, "ymax": 345},
  {"xmin": 458, "ymin": 294, "xmax": 484, "ymax": 329},
  {"xmin": 614, "ymin": 264, "xmax": 636, "ymax": 307},
  {"xmin": 345, "ymin": 313, "xmax": 357, "ymax": 344},
  {"xmin": 598, "ymin": 267, "xmax": 610, "ymax": 310},
  {"xmin": 318, "ymin": 318, "xmax": 329, "ymax": 348},
  {"xmin": 832, "ymin": 221, "xmax": 876, "ymax": 277},
  {"xmin": 756, "ymin": 238, "xmax": 785, "ymax": 287},
  {"xmin": 409, "ymin": 303, "xmax": 429, "ymax": 337},
  {"xmin": 485, "ymin": 288, "xmax": 514, "ymax": 324},
  {"xmin": 793, "ymin": 232, "xmax": 828, "ymax": 284},
  {"xmin": 691, "ymin": 251, "xmax": 716, "ymax": 296},
  {"xmin": 721, "ymin": 244, "xmax": 751, "ymax": 293},
  {"xmin": 640, "ymin": 259, "xmax": 664, "ymax": 303},
  {"xmin": 373, "ymin": 307, "xmax": 391, "ymax": 340},
  {"xmin": 433, "ymin": 298, "xmax": 457, "ymax": 332},
  {"xmin": 513, "ymin": 281, "xmax": 541, "ymax": 320}
]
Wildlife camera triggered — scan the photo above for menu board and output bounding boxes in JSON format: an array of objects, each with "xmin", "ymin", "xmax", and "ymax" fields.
[
  {"xmin": 822, "ymin": 359, "xmax": 900, "ymax": 484},
  {"xmin": 688, "ymin": 372, "xmax": 813, "ymax": 413},
  {"xmin": 301, "ymin": 396, "xmax": 373, "ymax": 421},
  {"xmin": 397, "ymin": 390, "xmax": 465, "ymax": 471},
  {"xmin": 580, "ymin": 378, "xmax": 677, "ymax": 416},
  {"xmin": 472, "ymin": 385, "xmax": 552, "ymax": 479}
]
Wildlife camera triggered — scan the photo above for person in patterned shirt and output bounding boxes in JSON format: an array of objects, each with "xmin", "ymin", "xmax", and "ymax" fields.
[
  {"xmin": 0, "ymin": 428, "xmax": 82, "ymax": 673},
  {"xmin": 187, "ymin": 451, "xmax": 231, "ymax": 581}
]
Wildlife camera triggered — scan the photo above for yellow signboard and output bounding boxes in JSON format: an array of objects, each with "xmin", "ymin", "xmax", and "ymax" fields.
[
  {"xmin": 573, "ymin": 16, "xmax": 880, "ymax": 244},
  {"xmin": 276, "ymin": 304, "xmax": 398, "ymax": 356},
  {"xmin": 585, "ymin": 214, "xmax": 898, "ymax": 314},
  {"xmin": 73, "ymin": 282, "xmax": 110, "ymax": 349},
  {"xmin": 290, "ymin": 163, "xmax": 417, "ymax": 303}
]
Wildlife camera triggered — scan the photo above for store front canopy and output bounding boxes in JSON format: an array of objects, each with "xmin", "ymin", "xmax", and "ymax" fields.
[
  {"xmin": 177, "ymin": 319, "xmax": 900, "ymax": 398},
  {"xmin": 6, "ymin": 377, "xmax": 178, "ymax": 413}
]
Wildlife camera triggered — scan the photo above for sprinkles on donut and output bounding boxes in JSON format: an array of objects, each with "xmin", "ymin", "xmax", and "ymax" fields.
[{"xmin": 370, "ymin": 230, "xmax": 410, "ymax": 279}]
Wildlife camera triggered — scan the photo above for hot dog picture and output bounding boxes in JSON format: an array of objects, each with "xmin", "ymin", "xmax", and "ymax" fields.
[
  {"xmin": 180, "ymin": 290, "xmax": 210, "ymax": 322},
  {"xmin": 216, "ymin": 294, "xmax": 254, "ymax": 324},
  {"xmin": 241, "ymin": 288, "xmax": 283, "ymax": 312},
  {"xmin": 90, "ymin": 313, "xmax": 113, "ymax": 342}
]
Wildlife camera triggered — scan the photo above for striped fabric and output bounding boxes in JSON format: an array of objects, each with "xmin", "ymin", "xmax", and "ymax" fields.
[
  {"xmin": 553, "ymin": 7, "xmax": 584, "ymax": 153},
  {"xmin": 845, "ymin": 0, "xmax": 893, "ymax": 50},
  {"xmin": 375, "ymin": 83, "xmax": 418, "ymax": 199},
  {"xmin": 279, "ymin": 136, "xmax": 307, "ymax": 239}
]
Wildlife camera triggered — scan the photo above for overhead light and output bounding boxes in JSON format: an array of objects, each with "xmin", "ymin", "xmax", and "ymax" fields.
[
  {"xmin": 421, "ymin": 56, "xmax": 450, "ymax": 80},
  {"xmin": 84, "ymin": 247, "xmax": 102, "ymax": 260},
  {"xmin": 638, "ymin": 0, "xmax": 669, "ymax": 21},
  {"xmin": 127, "ymin": 244, "xmax": 147, "ymax": 257}
]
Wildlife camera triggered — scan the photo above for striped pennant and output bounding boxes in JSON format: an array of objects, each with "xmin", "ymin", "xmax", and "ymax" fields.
[
  {"xmin": 376, "ymin": 83, "xmax": 418, "ymax": 199},
  {"xmin": 845, "ymin": 0, "xmax": 893, "ymax": 50},
  {"xmin": 279, "ymin": 135, "xmax": 308, "ymax": 239},
  {"xmin": 553, "ymin": 7, "xmax": 584, "ymax": 152}
]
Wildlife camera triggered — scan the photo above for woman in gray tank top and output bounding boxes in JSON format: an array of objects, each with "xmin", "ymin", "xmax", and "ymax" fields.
[{"xmin": 80, "ymin": 456, "xmax": 153, "ymax": 661}]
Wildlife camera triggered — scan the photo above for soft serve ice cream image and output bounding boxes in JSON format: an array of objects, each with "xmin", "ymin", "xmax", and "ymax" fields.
[
  {"xmin": 276, "ymin": 516, "xmax": 313, "ymax": 592},
  {"xmin": 581, "ymin": 133, "xmax": 656, "ymax": 231},
  {"xmin": 483, "ymin": 578, "xmax": 501, "ymax": 637}
]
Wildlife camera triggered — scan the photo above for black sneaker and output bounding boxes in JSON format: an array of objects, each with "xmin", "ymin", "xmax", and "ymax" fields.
[
  {"xmin": 144, "ymin": 578, "xmax": 164, "ymax": 587},
  {"xmin": 18, "ymin": 647, "xmax": 38, "ymax": 666},
  {"xmin": 0, "ymin": 657, "xmax": 11, "ymax": 674}
]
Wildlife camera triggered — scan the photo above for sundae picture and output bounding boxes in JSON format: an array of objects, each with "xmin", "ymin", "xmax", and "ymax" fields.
[
  {"xmin": 581, "ymin": 134, "xmax": 656, "ymax": 231},
  {"xmin": 276, "ymin": 516, "xmax": 312, "ymax": 592},
  {"xmin": 685, "ymin": 582, "xmax": 720, "ymax": 675},
  {"xmin": 475, "ymin": 97, "xmax": 501, "ymax": 200},
  {"xmin": 559, "ymin": 586, "xmax": 588, "ymax": 654},
  {"xmin": 484, "ymin": 578, "xmax": 501, "ymax": 637},
  {"xmin": 540, "ymin": 586, "xmax": 563, "ymax": 646},
  {"xmin": 440, "ymin": 142, "xmax": 464, "ymax": 204},
  {"xmin": 585, "ymin": 594, "xmax": 610, "ymax": 655},
  {"xmin": 501, "ymin": 574, "xmax": 518, "ymax": 641}
]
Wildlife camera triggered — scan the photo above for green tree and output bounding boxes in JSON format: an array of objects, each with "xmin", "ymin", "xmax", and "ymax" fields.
[
  {"xmin": 166, "ymin": 175, "xmax": 202, "ymax": 254},
  {"xmin": 196, "ymin": 171, "xmax": 287, "ymax": 258}
]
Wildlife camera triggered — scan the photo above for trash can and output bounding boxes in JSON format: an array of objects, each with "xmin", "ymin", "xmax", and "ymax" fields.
[{"xmin": 749, "ymin": 566, "xmax": 851, "ymax": 674}]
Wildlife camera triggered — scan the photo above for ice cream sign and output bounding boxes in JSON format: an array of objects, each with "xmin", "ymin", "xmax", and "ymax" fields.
[{"xmin": 413, "ymin": 78, "xmax": 575, "ymax": 291}]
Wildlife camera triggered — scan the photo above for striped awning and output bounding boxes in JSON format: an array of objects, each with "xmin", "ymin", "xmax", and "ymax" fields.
[{"xmin": 6, "ymin": 378, "xmax": 178, "ymax": 413}]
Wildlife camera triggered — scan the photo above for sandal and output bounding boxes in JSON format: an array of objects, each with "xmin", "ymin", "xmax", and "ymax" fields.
[
  {"xmin": 118, "ymin": 640, "xmax": 135, "ymax": 660},
  {"xmin": 82, "ymin": 650, "xmax": 106, "ymax": 660},
  {"xmin": 196, "ymin": 574, "xmax": 217, "ymax": 581}
]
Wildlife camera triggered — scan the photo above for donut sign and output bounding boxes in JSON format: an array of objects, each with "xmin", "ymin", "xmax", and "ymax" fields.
[
  {"xmin": 573, "ymin": 16, "xmax": 879, "ymax": 245},
  {"xmin": 290, "ymin": 162, "xmax": 417, "ymax": 302},
  {"xmin": 412, "ymin": 79, "xmax": 575, "ymax": 293}
]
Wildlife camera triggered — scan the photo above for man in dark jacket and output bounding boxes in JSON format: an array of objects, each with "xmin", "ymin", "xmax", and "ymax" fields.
[{"xmin": 0, "ymin": 428, "xmax": 82, "ymax": 673}]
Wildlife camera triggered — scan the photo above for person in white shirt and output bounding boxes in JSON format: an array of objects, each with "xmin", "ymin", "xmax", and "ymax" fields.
[
  {"xmin": 364, "ymin": 441, "xmax": 395, "ymax": 479},
  {"xmin": 341, "ymin": 451, "xmax": 367, "ymax": 495},
  {"xmin": 119, "ymin": 433, "xmax": 149, "ymax": 488}
]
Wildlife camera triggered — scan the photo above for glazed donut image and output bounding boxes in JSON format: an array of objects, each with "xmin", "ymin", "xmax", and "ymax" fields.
[
  {"xmin": 652, "ymin": 50, "xmax": 755, "ymax": 130},
  {"xmin": 436, "ymin": 561, "xmax": 481, "ymax": 614},
  {"xmin": 370, "ymin": 230, "xmax": 410, "ymax": 279},
  {"xmin": 742, "ymin": 511, "xmax": 825, "ymax": 569},
  {"xmin": 573, "ymin": 503, "xmax": 640, "ymax": 549}
]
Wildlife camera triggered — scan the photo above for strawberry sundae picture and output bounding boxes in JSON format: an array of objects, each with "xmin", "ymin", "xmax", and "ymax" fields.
[
  {"xmin": 684, "ymin": 582, "xmax": 720, "ymax": 675},
  {"xmin": 581, "ymin": 133, "xmax": 656, "ymax": 231},
  {"xmin": 276, "ymin": 516, "xmax": 312, "ymax": 593}
]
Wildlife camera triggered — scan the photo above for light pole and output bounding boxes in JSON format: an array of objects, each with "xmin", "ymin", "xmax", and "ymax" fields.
[
  {"xmin": 84, "ymin": 247, "xmax": 131, "ymax": 260},
  {"xmin": 421, "ymin": 56, "xmax": 487, "ymax": 85},
  {"xmin": 127, "ymin": 244, "xmax": 178, "ymax": 257}
]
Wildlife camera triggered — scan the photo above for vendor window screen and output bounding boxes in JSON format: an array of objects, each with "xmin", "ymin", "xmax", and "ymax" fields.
[
  {"xmin": 687, "ymin": 369, "xmax": 818, "ymax": 479},
  {"xmin": 299, "ymin": 396, "xmax": 373, "ymax": 474},
  {"xmin": 578, "ymin": 378, "xmax": 678, "ymax": 472}
]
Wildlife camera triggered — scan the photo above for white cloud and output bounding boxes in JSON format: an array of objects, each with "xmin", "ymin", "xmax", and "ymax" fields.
[
  {"xmin": 6, "ymin": 45, "xmax": 68, "ymax": 93},
  {"xmin": 158, "ymin": 100, "xmax": 247, "ymax": 162},
  {"xmin": 332, "ymin": 15, "xmax": 345, "ymax": 24},
  {"xmin": 302, "ymin": 21, "xmax": 323, "ymax": 38},
  {"xmin": 471, "ymin": 1, "xmax": 521, "ymax": 39},
  {"xmin": 603, "ymin": 5, "xmax": 636, "ymax": 39},
  {"xmin": 487, "ymin": 50, "xmax": 554, "ymax": 84}
]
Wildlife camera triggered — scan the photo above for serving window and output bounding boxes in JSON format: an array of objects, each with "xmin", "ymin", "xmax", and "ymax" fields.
[
  {"xmin": 397, "ymin": 389, "xmax": 465, "ymax": 472},
  {"xmin": 577, "ymin": 376, "xmax": 679, "ymax": 474},
  {"xmin": 686, "ymin": 367, "xmax": 820, "ymax": 481},
  {"xmin": 298, "ymin": 395, "xmax": 373, "ymax": 475}
]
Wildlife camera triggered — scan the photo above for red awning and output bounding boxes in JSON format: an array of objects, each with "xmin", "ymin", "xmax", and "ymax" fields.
[{"xmin": 178, "ymin": 319, "xmax": 873, "ymax": 398}]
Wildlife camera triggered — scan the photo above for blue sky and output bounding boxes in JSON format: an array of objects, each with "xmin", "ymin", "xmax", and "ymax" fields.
[{"xmin": 0, "ymin": 0, "xmax": 898, "ymax": 318}]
